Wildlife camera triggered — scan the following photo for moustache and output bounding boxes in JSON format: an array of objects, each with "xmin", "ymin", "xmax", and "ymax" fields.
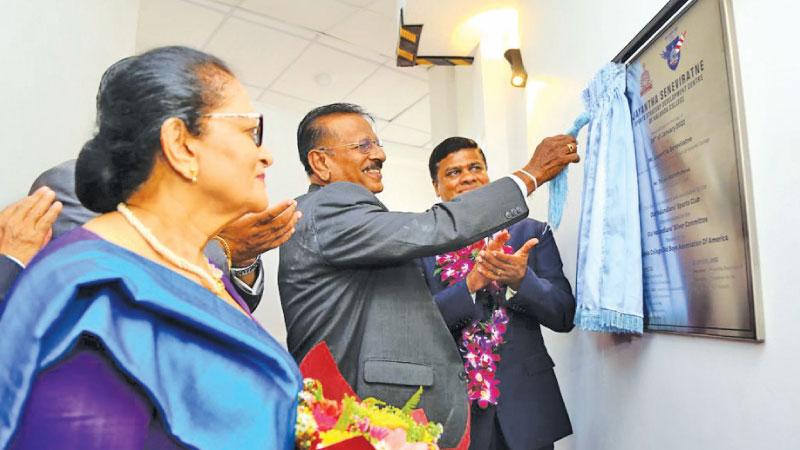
[{"xmin": 364, "ymin": 161, "xmax": 383, "ymax": 171}]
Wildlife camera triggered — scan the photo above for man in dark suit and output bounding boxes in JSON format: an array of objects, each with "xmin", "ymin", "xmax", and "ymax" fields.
[
  {"xmin": 278, "ymin": 103, "xmax": 579, "ymax": 448},
  {"xmin": 419, "ymin": 137, "xmax": 575, "ymax": 450},
  {"xmin": 0, "ymin": 187, "xmax": 62, "ymax": 300},
  {"xmin": 0, "ymin": 159, "xmax": 300, "ymax": 310}
]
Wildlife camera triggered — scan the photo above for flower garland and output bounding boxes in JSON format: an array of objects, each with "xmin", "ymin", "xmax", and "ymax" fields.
[{"xmin": 434, "ymin": 239, "xmax": 513, "ymax": 408}]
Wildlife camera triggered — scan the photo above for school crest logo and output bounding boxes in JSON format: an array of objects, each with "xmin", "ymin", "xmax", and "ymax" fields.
[
  {"xmin": 661, "ymin": 31, "xmax": 686, "ymax": 71},
  {"xmin": 640, "ymin": 65, "xmax": 653, "ymax": 96}
]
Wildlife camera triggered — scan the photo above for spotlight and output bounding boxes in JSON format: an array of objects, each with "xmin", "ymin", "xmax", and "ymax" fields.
[{"xmin": 504, "ymin": 48, "xmax": 527, "ymax": 87}]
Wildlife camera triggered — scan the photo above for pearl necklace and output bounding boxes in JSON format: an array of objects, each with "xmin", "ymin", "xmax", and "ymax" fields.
[{"xmin": 117, "ymin": 203, "xmax": 226, "ymax": 296}]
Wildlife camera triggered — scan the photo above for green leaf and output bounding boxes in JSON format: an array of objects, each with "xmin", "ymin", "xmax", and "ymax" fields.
[
  {"xmin": 401, "ymin": 386, "xmax": 424, "ymax": 414},
  {"xmin": 333, "ymin": 396, "xmax": 356, "ymax": 431}
]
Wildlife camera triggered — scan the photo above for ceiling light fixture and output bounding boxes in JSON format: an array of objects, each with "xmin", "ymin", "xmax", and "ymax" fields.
[{"xmin": 504, "ymin": 48, "xmax": 527, "ymax": 88}]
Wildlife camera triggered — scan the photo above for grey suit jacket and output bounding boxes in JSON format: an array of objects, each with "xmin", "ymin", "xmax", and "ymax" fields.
[
  {"xmin": 278, "ymin": 178, "xmax": 529, "ymax": 448},
  {"xmin": 27, "ymin": 160, "xmax": 264, "ymax": 311}
]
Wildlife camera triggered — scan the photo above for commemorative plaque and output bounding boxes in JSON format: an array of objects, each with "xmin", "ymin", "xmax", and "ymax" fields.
[{"xmin": 625, "ymin": 0, "xmax": 763, "ymax": 339}]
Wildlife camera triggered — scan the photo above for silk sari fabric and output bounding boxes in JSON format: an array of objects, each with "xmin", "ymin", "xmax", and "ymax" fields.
[{"xmin": 0, "ymin": 230, "xmax": 302, "ymax": 449}]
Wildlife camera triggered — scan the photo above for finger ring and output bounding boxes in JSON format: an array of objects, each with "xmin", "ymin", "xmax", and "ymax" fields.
[{"xmin": 567, "ymin": 143, "xmax": 576, "ymax": 153}]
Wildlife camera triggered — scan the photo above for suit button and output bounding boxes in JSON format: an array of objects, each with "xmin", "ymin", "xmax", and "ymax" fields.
[{"xmin": 505, "ymin": 211, "xmax": 512, "ymax": 219}]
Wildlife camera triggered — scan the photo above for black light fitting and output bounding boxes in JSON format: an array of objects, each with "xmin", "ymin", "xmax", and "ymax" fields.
[{"xmin": 503, "ymin": 48, "xmax": 528, "ymax": 87}]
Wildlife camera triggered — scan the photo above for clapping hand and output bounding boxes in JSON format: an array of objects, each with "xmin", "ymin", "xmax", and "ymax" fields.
[
  {"xmin": 218, "ymin": 199, "xmax": 301, "ymax": 267},
  {"xmin": 0, "ymin": 187, "xmax": 63, "ymax": 266},
  {"xmin": 475, "ymin": 235, "xmax": 539, "ymax": 290},
  {"xmin": 465, "ymin": 230, "xmax": 511, "ymax": 293}
]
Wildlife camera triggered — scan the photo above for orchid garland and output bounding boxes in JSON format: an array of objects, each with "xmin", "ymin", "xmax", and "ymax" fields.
[{"xmin": 434, "ymin": 239, "xmax": 513, "ymax": 408}]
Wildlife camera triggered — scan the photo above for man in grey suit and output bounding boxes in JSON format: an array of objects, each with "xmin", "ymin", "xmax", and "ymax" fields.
[
  {"xmin": 3, "ymin": 159, "xmax": 300, "ymax": 310},
  {"xmin": 278, "ymin": 103, "xmax": 579, "ymax": 448}
]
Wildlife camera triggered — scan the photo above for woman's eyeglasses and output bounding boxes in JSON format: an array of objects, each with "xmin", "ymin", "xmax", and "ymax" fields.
[{"xmin": 203, "ymin": 112, "xmax": 263, "ymax": 147}]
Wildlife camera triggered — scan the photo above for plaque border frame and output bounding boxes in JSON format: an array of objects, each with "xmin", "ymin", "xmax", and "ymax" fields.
[{"xmin": 619, "ymin": 0, "xmax": 764, "ymax": 341}]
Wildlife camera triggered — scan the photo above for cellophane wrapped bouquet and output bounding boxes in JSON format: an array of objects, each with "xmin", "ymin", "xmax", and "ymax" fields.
[{"xmin": 295, "ymin": 343, "xmax": 444, "ymax": 450}]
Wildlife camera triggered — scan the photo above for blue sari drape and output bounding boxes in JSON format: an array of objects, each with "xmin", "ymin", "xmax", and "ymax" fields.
[
  {"xmin": 0, "ymin": 232, "xmax": 302, "ymax": 449},
  {"xmin": 574, "ymin": 63, "xmax": 644, "ymax": 334}
]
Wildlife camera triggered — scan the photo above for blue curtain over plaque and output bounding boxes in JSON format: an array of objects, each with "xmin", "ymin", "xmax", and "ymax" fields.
[{"xmin": 574, "ymin": 62, "xmax": 644, "ymax": 334}]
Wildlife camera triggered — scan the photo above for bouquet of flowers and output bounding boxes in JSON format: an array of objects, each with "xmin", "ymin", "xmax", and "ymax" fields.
[{"xmin": 296, "ymin": 342, "xmax": 445, "ymax": 450}]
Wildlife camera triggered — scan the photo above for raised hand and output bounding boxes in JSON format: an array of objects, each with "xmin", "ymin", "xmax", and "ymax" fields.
[
  {"xmin": 475, "ymin": 237, "xmax": 539, "ymax": 290},
  {"xmin": 516, "ymin": 135, "xmax": 580, "ymax": 192},
  {"xmin": 218, "ymin": 199, "xmax": 301, "ymax": 267},
  {"xmin": 465, "ymin": 230, "xmax": 510, "ymax": 293},
  {"xmin": 0, "ymin": 187, "xmax": 63, "ymax": 266}
]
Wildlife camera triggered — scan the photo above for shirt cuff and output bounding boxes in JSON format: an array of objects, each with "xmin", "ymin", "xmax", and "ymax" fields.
[
  {"xmin": 505, "ymin": 286, "xmax": 518, "ymax": 301},
  {"xmin": 230, "ymin": 262, "xmax": 264, "ymax": 296},
  {"xmin": 2, "ymin": 254, "xmax": 25, "ymax": 269},
  {"xmin": 507, "ymin": 174, "xmax": 530, "ymax": 198}
]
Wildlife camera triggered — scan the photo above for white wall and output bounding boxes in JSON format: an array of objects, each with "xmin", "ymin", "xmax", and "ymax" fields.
[
  {"xmin": 247, "ymin": 103, "xmax": 307, "ymax": 344},
  {"xmin": 376, "ymin": 142, "xmax": 437, "ymax": 212},
  {"xmin": 514, "ymin": 1, "xmax": 800, "ymax": 448},
  {"xmin": 0, "ymin": 0, "xmax": 140, "ymax": 207}
]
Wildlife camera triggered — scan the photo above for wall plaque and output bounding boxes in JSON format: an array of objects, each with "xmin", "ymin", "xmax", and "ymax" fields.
[{"xmin": 626, "ymin": 0, "xmax": 762, "ymax": 339}]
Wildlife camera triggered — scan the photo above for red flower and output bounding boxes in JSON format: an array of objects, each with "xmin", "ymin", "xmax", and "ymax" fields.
[
  {"xmin": 477, "ymin": 350, "xmax": 500, "ymax": 370},
  {"xmin": 436, "ymin": 253, "xmax": 457, "ymax": 266},
  {"xmin": 474, "ymin": 376, "xmax": 501, "ymax": 408},
  {"xmin": 456, "ymin": 246, "xmax": 472, "ymax": 257},
  {"xmin": 457, "ymin": 260, "xmax": 473, "ymax": 277},
  {"xmin": 312, "ymin": 398, "xmax": 341, "ymax": 431}
]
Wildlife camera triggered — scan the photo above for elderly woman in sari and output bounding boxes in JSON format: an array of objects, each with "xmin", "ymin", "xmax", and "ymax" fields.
[{"xmin": 0, "ymin": 46, "xmax": 301, "ymax": 450}]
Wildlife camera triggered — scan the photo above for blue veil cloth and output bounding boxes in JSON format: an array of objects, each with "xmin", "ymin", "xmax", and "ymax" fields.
[
  {"xmin": 0, "ymin": 233, "xmax": 302, "ymax": 449},
  {"xmin": 573, "ymin": 63, "xmax": 645, "ymax": 334},
  {"xmin": 626, "ymin": 62, "xmax": 689, "ymax": 325}
]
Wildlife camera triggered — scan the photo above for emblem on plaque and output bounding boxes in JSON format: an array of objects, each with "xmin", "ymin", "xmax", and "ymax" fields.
[
  {"xmin": 661, "ymin": 31, "xmax": 687, "ymax": 70},
  {"xmin": 640, "ymin": 65, "xmax": 653, "ymax": 95}
]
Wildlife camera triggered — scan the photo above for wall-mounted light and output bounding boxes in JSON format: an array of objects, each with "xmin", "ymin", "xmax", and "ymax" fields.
[{"xmin": 504, "ymin": 48, "xmax": 527, "ymax": 87}]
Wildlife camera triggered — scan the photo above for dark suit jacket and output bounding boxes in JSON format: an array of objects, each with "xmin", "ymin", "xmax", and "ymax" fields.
[
  {"xmin": 0, "ymin": 256, "xmax": 23, "ymax": 302},
  {"xmin": 419, "ymin": 219, "xmax": 575, "ymax": 450},
  {"xmin": 278, "ymin": 179, "xmax": 529, "ymax": 448},
  {"xmin": 19, "ymin": 159, "xmax": 264, "ymax": 311}
]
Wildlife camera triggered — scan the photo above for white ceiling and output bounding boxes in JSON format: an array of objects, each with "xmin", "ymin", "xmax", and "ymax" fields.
[
  {"xmin": 136, "ymin": 0, "xmax": 433, "ymax": 149},
  {"xmin": 402, "ymin": 0, "xmax": 520, "ymax": 56}
]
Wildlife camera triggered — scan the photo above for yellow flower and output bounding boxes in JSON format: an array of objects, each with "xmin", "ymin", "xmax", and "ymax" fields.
[{"xmin": 319, "ymin": 429, "xmax": 360, "ymax": 447}]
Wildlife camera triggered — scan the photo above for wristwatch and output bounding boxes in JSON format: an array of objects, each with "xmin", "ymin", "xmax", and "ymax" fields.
[{"xmin": 230, "ymin": 258, "xmax": 261, "ymax": 277}]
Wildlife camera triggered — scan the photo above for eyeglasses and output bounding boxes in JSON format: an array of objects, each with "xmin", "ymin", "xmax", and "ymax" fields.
[
  {"xmin": 316, "ymin": 138, "xmax": 383, "ymax": 154},
  {"xmin": 203, "ymin": 112, "xmax": 263, "ymax": 147}
]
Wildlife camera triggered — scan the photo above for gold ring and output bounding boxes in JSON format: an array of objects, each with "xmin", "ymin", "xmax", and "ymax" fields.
[{"xmin": 567, "ymin": 143, "xmax": 576, "ymax": 153}]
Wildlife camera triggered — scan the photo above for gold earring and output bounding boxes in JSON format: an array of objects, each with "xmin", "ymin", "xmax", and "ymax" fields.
[{"xmin": 189, "ymin": 167, "xmax": 198, "ymax": 183}]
